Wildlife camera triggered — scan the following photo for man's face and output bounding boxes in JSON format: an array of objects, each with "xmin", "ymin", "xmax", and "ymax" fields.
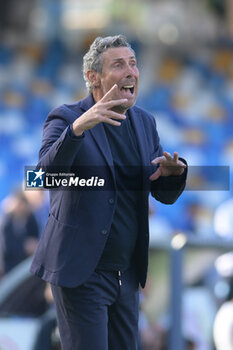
[{"xmin": 94, "ymin": 47, "xmax": 139, "ymax": 111}]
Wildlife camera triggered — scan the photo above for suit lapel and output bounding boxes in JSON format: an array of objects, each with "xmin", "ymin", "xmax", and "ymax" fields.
[
  {"xmin": 128, "ymin": 107, "xmax": 151, "ymax": 191},
  {"xmin": 128, "ymin": 107, "xmax": 149, "ymax": 165},
  {"xmin": 89, "ymin": 125, "xmax": 114, "ymax": 168}
]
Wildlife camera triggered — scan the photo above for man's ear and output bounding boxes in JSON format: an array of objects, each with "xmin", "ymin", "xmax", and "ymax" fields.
[{"xmin": 86, "ymin": 70, "xmax": 101, "ymax": 88}]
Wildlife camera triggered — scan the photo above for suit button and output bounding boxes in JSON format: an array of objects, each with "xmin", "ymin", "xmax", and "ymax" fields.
[
  {"xmin": 109, "ymin": 198, "xmax": 114, "ymax": 204},
  {"xmin": 101, "ymin": 229, "xmax": 108, "ymax": 235}
]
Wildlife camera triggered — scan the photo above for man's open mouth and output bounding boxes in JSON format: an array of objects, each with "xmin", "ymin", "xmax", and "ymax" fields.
[{"xmin": 120, "ymin": 85, "xmax": 135, "ymax": 95}]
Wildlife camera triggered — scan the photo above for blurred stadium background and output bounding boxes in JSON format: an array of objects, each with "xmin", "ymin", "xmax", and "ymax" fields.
[{"xmin": 0, "ymin": 0, "xmax": 233, "ymax": 349}]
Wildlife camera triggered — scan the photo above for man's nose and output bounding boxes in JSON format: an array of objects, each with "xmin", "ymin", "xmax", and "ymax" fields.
[{"xmin": 125, "ymin": 64, "xmax": 135, "ymax": 77}]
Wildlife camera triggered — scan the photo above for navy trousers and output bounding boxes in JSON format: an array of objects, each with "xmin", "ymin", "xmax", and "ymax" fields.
[{"xmin": 51, "ymin": 266, "xmax": 140, "ymax": 350}]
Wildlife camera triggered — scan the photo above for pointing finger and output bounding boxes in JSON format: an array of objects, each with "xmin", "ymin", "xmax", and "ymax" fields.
[{"xmin": 101, "ymin": 84, "xmax": 120, "ymax": 102}]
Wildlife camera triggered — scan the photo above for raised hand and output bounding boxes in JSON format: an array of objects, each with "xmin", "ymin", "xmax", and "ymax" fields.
[
  {"xmin": 149, "ymin": 151, "xmax": 186, "ymax": 181},
  {"xmin": 72, "ymin": 84, "xmax": 128, "ymax": 136}
]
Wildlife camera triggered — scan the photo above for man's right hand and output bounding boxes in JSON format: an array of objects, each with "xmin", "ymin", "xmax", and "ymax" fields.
[{"xmin": 72, "ymin": 84, "xmax": 127, "ymax": 136}]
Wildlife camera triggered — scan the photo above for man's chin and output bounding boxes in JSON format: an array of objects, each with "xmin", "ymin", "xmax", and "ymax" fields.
[{"xmin": 112, "ymin": 99, "xmax": 136, "ymax": 114}]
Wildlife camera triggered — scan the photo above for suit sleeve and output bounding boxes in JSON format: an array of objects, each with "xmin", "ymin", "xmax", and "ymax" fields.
[
  {"xmin": 38, "ymin": 107, "xmax": 84, "ymax": 171},
  {"xmin": 150, "ymin": 160, "xmax": 187, "ymax": 204},
  {"xmin": 149, "ymin": 117, "xmax": 187, "ymax": 204}
]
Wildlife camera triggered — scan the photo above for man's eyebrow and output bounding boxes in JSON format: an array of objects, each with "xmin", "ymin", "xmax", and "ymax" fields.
[{"xmin": 112, "ymin": 56, "xmax": 136, "ymax": 62}]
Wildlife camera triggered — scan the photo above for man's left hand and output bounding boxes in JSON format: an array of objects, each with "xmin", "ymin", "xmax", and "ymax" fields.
[{"xmin": 149, "ymin": 151, "xmax": 186, "ymax": 181}]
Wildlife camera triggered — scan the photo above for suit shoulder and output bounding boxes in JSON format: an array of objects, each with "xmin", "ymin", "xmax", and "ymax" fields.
[
  {"xmin": 46, "ymin": 95, "xmax": 93, "ymax": 125},
  {"xmin": 47, "ymin": 100, "xmax": 82, "ymax": 124},
  {"xmin": 49, "ymin": 102, "xmax": 80, "ymax": 116}
]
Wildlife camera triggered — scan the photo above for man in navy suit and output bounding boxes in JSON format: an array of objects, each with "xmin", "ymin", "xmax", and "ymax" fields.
[{"xmin": 31, "ymin": 35, "xmax": 187, "ymax": 350}]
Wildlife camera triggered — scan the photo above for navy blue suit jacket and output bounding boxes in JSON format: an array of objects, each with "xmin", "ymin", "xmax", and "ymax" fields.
[{"xmin": 30, "ymin": 94, "xmax": 187, "ymax": 288}]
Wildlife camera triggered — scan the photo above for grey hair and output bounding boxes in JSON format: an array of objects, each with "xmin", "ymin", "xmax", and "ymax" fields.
[{"xmin": 83, "ymin": 35, "xmax": 135, "ymax": 93}]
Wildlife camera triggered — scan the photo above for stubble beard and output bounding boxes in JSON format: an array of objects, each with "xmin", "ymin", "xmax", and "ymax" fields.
[{"xmin": 111, "ymin": 101, "xmax": 136, "ymax": 115}]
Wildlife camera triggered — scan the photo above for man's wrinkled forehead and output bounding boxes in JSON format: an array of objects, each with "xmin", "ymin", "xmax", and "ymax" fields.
[{"xmin": 102, "ymin": 47, "xmax": 136, "ymax": 64}]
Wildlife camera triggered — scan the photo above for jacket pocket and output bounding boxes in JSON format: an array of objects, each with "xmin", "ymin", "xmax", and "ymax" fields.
[{"xmin": 35, "ymin": 213, "xmax": 78, "ymax": 272}]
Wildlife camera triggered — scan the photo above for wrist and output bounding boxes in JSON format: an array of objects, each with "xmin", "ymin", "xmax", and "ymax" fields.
[{"xmin": 72, "ymin": 122, "xmax": 84, "ymax": 137}]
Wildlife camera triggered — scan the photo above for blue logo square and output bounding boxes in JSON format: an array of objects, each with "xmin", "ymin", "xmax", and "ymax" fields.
[{"xmin": 26, "ymin": 168, "xmax": 45, "ymax": 188}]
